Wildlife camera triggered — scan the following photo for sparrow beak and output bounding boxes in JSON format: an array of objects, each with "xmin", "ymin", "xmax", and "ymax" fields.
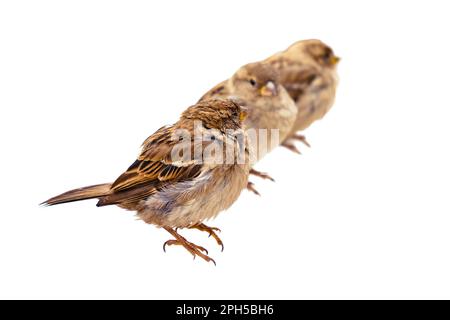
[
  {"xmin": 330, "ymin": 56, "xmax": 341, "ymax": 65},
  {"xmin": 239, "ymin": 107, "xmax": 248, "ymax": 121},
  {"xmin": 259, "ymin": 81, "xmax": 277, "ymax": 97}
]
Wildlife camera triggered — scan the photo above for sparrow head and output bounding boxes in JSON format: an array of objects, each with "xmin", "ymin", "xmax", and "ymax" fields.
[
  {"xmin": 181, "ymin": 99, "xmax": 247, "ymax": 131},
  {"xmin": 301, "ymin": 39, "xmax": 340, "ymax": 68},
  {"xmin": 231, "ymin": 62, "xmax": 281, "ymax": 98}
]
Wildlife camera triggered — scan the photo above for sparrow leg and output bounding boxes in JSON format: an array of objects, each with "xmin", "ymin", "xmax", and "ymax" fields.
[
  {"xmin": 246, "ymin": 181, "xmax": 260, "ymax": 196},
  {"xmin": 190, "ymin": 223, "xmax": 224, "ymax": 252},
  {"xmin": 250, "ymin": 168, "xmax": 275, "ymax": 182},
  {"xmin": 163, "ymin": 227, "xmax": 215, "ymax": 265}
]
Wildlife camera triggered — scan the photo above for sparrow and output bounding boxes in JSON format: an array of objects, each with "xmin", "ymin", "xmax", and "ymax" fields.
[
  {"xmin": 199, "ymin": 62, "xmax": 297, "ymax": 194},
  {"xmin": 264, "ymin": 39, "xmax": 340, "ymax": 153},
  {"xmin": 42, "ymin": 99, "xmax": 251, "ymax": 264}
]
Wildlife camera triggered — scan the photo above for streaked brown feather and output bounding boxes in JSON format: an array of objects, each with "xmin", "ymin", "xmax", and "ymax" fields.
[
  {"xmin": 266, "ymin": 58, "xmax": 318, "ymax": 102},
  {"xmin": 101, "ymin": 123, "xmax": 206, "ymax": 207},
  {"xmin": 199, "ymin": 80, "xmax": 229, "ymax": 102},
  {"xmin": 42, "ymin": 183, "xmax": 111, "ymax": 206},
  {"xmin": 97, "ymin": 181, "xmax": 159, "ymax": 207},
  {"xmin": 97, "ymin": 164, "xmax": 203, "ymax": 207}
]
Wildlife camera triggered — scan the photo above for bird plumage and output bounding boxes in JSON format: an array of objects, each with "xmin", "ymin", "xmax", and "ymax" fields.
[
  {"xmin": 264, "ymin": 39, "xmax": 339, "ymax": 136},
  {"xmin": 42, "ymin": 99, "xmax": 250, "ymax": 264}
]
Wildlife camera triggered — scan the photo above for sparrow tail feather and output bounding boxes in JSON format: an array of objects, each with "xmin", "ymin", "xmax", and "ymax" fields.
[{"xmin": 41, "ymin": 183, "xmax": 111, "ymax": 206}]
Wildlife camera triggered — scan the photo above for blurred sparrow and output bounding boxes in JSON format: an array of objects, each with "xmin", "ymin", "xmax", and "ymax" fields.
[
  {"xmin": 42, "ymin": 99, "xmax": 251, "ymax": 264},
  {"xmin": 264, "ymin": 39, "xmax": 340, "ymax": 153},
  {"xmin": 200, "ymin": 62, "xmax": 297, "ymax": 194}
]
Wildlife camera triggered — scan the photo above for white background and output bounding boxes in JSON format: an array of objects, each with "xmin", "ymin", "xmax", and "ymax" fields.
[{"xmin": 1, "ymin": 0, "xmax": 449, "ymax": 299}]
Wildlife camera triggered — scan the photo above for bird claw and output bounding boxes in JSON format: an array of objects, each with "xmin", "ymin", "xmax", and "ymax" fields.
[
  {"xmin": 282, "ymin": 134, "xmax": 311, "ymax": 154},
  {"xmin": 163, "ymin": 227, "xmax": 215, "ymax": 265},
  {"xmin": 246, "ymin": 182, "xmax": 261, "ymax": 196},
  {"xmin": 281, "ymin": 141, "xmax": 302, "ymax": 154},
  {"xmin": 163, "ymin": 239, "xmax": 176, "ymax": 252},
  {"xmin": 292, "ymin": 134, "xmax": 311, "ymax": 148},
  {"xmin": 191, "ymin": 223, "xmax": 225, "ymax": 252},
  {"xmin": 163, "ymin": 239, "xmax": 208, "ymax": 255},
  {"xmin": 250, "ymin": 168, "xmax": 275, "ymax": 182},
  {"xmin": 209, "ymin": 226, "xmax": 221, "ymax": 233}
]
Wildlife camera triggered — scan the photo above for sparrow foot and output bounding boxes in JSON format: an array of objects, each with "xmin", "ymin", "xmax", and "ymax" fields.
[
  {"xmin": 246, "ymin": 181, "xmax": 260, "ymax": 196},
  {"xmin": 282, "ymin": 134, "xmax": 311, "ymax": 154},
  {"xmin": 191, "ymin": 223, "xmax": 224, "ymax": 252},
  {"xmin": 163, "ymin": 227, "xmax": 215, "ymax": 265},
  {"xmin": 281, "ymin": 141, "xmax": 301, "ymax": 154},
  {"xmin": 292, "ymin": 134, "xmax": 311, "ymax": 148},
  {"xmin": 163, "ymin": 239, "xmax": 208, "ymax": 255},
  {"xmin": 249, "ymin": 168, "xmax": 275, "ymax": 182}
]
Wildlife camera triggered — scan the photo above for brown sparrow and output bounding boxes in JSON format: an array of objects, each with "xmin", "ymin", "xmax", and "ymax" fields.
[
  {"xmin": 42, "ymin": 99, "xmax": 251, "ymax": 264},
  {"xmin": 264, "ymin": 39, "xmax": 340, "ymax": 153},
  {"xmin": 200, "ymin": 62, "xmax": 297, "ymax": 194}
]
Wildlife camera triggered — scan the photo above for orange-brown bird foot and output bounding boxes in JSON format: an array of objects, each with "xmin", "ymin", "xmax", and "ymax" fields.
[
  {"xmin": 281, "ymin": 141, "xmax": 301, "ymax": 154},
  {"xmin": 292, "ymin": 134, "xmax": 311, "ymax": 148},
  {"xmin": 163, "ymin": 227, "xmax": 215, "ymax": 265},
  {"xmin": 191, "ymin": 223, "xmax": 224, "ymax": 252},
  {"xmin": 246, "ymin": 181, "xmax": 260, "ymax": 196},
  {"xmin": 282, "ymin": 134, "xmax": 311, "ymax": 154},
  {"xmin": 163, "ymin": 239, "xmax": 209, "ymax": 254},
  {"xmin": 250, "ymin": 168, "xmax": 275, "ymax": 182}
]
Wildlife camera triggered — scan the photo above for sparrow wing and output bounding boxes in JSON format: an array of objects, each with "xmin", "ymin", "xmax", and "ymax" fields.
[
  {"xmin": 97, "ymin": 125, "xmax": 202, "ymax": 207},
  {"xmin": 198, "ymin": 80, "xmax": 229, "ymax": 102},
  {"xmin": 268, "ymin": 60, "xmax": 319, "ymax": 103}
]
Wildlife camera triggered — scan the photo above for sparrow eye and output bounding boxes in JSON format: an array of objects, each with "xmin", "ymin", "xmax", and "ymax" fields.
[
  {"xmin": 209, "ymin": 135, "xmax": 216, "ymax": 141},
  {"xmin": 322, "ymin": 49, "xmax": 333, "ymax": 62},
  {"xmin": 249, "ymin": 79, "xmax": 257, "ymax": 87}
]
